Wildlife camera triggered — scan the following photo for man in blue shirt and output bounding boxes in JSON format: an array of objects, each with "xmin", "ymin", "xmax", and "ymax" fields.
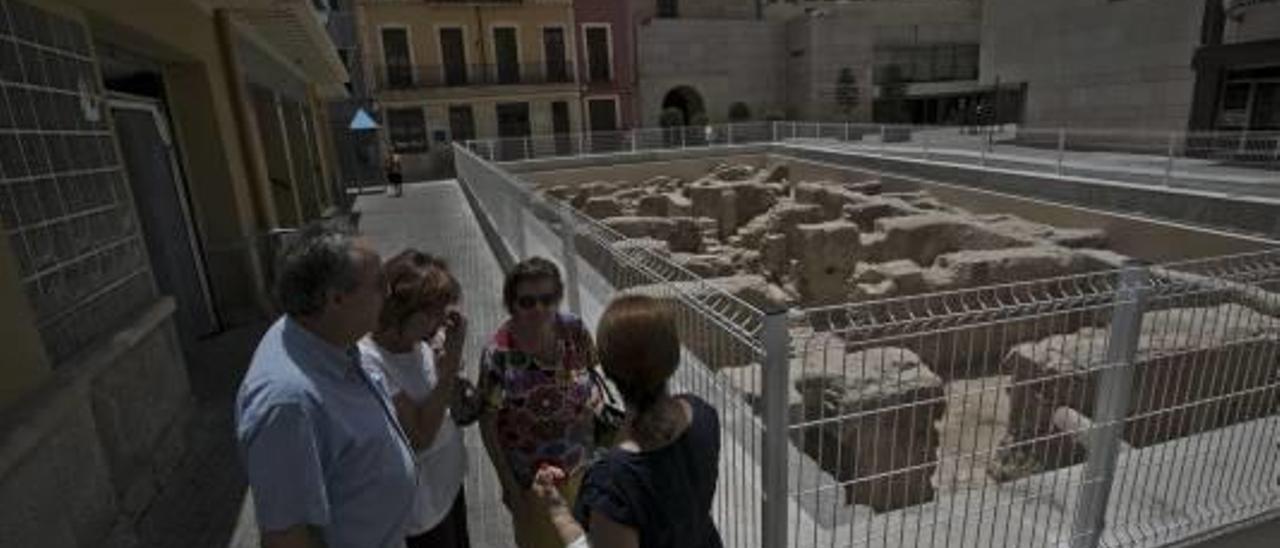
[{"xmin": 236, "ymin": 222, "xmax": 416, "ymax": 548}]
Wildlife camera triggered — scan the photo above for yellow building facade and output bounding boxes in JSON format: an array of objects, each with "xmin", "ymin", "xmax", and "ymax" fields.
[
  {"xmin": 358, "ymin": 0, "xmax": 582, "ymax": 177},
  {"xmin": 0, "ymin": 0, "xmax": 348, "ymax": 544}
]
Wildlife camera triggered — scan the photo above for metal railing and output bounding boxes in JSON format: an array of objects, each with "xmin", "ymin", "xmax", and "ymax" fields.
[
  {"xmin": 774, "ymin": 122, "xmax": 1280, "ymax": 196},
  {"xmin": 464, "ymin": 121, "xmax": 774, "ymax": 162},
  {"xmin": 452, "ymin": 124, "xmax": 1280, "ymax": 548},
  {"xmin": 455, "ymin": 142, "xmax": 784, "ymax": 547},
  {"xmin": 372, "ymin": 62, "xmax": 574, "ymax": 91}
]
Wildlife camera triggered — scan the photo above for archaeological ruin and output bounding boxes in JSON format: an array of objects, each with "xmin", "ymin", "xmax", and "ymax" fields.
[{"xmin": 531, "ymin": 160, "xmax": 1280, "ymax": 515}]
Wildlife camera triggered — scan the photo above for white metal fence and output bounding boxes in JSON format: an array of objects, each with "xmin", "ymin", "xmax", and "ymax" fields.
[
  {"xmin": 453, "ymin": 138, "xmax": 1280, "ymax": 548},
  {"xmin": 465, "ymin": 121, "xmax": 1279, "ymax": 198}
]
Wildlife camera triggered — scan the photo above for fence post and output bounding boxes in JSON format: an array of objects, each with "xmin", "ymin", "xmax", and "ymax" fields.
[
  {"xmin": 1057, "ymin": 128, "xmax": 1066, "ymax": 176},
  {"xmin": 680, "ymin": 127, "xmax": 686, "ymax": 148},
  {"xmin": 578, "ymin": 132, "xmax": 585, "ymax": 156},
  {"xmin": 1069, "ymin": 265, "xmax": 1148, "ymax": 548},
  {"xmin": 524, "ymin": 137, "xmax": 532, "ymax": 160},
  {"xmin": 844, "ymin": 121, "xmax": 850, "ymax": 142},
  {"xmin": 760, "ymin": 308, "xmax": 791, "ymax": 548},
  {"xmin": 980, "ymin": 126, "xmax": 989, "ymax": 166},
  {"xmin": 879, "ymin": 125, "xmax": 887, "ymax": 155},
  {"xmin": 1163, "ymin": 132, "xmax": 1176, "ymax": 186},
  {"xmin": 556, "ymin": 205, "xmax": 582, "ymax": 316}
]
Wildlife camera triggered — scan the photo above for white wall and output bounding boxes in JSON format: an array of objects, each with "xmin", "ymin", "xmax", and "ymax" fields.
[{"xmin": 980, "ymin": 0, "xmax": 1205, "ymax": 131}]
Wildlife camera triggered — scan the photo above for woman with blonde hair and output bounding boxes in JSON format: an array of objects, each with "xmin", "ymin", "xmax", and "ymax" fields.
[
  {"xmin": 359, "ymin": 250, "xmax": 471, "ymax": 548},
  {"xmin": 532, "ymin": 294, "xmax": 723, "ymax": 548}
]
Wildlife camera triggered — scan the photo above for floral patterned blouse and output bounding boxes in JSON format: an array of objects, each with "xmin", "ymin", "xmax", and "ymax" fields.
[{"xmin": 478, "ymin": 313, "xmax": 599, "ymax": 488}]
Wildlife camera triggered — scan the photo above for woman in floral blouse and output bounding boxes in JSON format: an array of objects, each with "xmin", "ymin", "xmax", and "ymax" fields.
[{"xmin": 478, "ymin": 257, "xmax": 601, "ymax": 548}]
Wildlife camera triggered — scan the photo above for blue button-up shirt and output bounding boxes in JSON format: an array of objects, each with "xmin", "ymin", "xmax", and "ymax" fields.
[{"xmin": 236, "ymin": 317, "xmax": 417, "ymax": 548}]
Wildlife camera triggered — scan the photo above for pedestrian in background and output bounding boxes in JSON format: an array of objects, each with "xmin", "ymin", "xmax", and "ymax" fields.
[{"xmin": 386, "ymin": 151, "xmax": 404, "ymax": 197}]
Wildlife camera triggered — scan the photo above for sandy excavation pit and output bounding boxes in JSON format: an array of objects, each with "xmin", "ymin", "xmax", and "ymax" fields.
[{"xmin": 535, "ymin": 161, "xmax": 1280, "ymax": 513}]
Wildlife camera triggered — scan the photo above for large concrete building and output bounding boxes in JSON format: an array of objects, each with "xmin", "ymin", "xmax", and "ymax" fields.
[
  {"xmin": 0, "ymin": 0, "xmax": 347, "ymax": 545},
  {"xmin": 633, "ymin": 0, "xmax": 987, "ymax": 127},
  {"xmin": 981, "ymin": 0, "xmax": 1280, "ymax": 132}
]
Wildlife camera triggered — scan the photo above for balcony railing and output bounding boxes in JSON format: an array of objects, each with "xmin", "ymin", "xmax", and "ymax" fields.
[{"xmin": 373, "ymin": 63, "xmax": 574, "ymax": 90}]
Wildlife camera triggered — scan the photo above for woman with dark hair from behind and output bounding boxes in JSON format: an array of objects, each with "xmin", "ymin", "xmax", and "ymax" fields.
[
  {"xmin": 359, "ymin": 250, "xmax": 471, "ymax": 547},
  {"xmin": 531, "ymin": 294, "xmax": 723, "ymax": 548}
]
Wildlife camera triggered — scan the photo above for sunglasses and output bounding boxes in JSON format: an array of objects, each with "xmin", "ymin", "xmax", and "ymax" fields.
[{"xmin": 516, "ymin": 292, "xmax": 560, "ymax": 310}]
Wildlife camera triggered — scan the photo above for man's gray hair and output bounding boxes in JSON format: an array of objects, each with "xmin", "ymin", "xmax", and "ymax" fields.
[{"xmin": 275, "ymin": 221, "xmax": 364, "ymax": 317}]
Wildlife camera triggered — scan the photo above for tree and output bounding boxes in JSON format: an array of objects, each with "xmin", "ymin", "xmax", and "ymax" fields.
[{"xmin": 835, "ymin": 67, "xmax": 860, "ymax": 121}]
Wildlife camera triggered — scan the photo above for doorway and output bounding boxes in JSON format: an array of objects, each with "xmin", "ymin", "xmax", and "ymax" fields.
[{"xmin": 109, "ymin": 98, "xmax": 219, "ymax": 343}]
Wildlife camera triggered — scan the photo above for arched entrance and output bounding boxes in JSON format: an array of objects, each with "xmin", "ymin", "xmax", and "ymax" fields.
[{"xmin": 661, "ymin": 85, "xmax": 706, "ymax": 126}]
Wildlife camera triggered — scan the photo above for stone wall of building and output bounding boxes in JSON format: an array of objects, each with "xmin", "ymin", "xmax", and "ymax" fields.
[
  {"xmin": 1224, "ymin": 1, "xmax": 1280, "ymax": 44},
  {"xmin": 0, "ymin": 300, "xmax": 191, "ymax": 548},
  {"xmin": 979, "ymin": 0, "xmax": 1205, "ymax": 130},
  {"xmin": 636, "ymin": 18, "xmax": 787, "ymax": 125}
]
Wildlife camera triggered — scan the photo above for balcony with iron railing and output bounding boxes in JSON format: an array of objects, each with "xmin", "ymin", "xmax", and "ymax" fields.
[{"xmin": 372, "ymin": 62, "xmax": 575, "ymax": 91}]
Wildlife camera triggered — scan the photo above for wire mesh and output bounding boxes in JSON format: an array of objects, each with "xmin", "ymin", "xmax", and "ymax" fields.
[
  {"xmin": 454, "ymin": 142, "xmax": 774, "ymax": 548},
  {"xmin": 453, "ymin": 128, "xmax": 1280, "ymax": 548},
  {"xmin": 787, "ymin": 251, "xmax": 1280, "ymax": 548}
]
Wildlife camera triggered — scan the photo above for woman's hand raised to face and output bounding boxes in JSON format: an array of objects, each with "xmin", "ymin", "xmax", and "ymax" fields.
[{"xmin": 437, "ymin": 308, "xmax": 467, "ymax": 380}]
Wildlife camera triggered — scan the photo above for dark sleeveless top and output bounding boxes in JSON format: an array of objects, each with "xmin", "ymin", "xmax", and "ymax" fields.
[{"xmin": 573, "ymin": 395, "xmax": 724, "ymax": 548}]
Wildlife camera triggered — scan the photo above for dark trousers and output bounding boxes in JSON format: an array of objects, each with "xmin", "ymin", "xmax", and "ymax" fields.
[{"xmin": 406, "ymin": 489, "xmax": 471, "ymax": 548}]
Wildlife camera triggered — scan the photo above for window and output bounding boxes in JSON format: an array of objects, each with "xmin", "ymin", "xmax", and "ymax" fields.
[
  {"xmin": 551, "ymin": 101, "xmax": 571, "ymax": 134},
  {"xmin": 496, "ymin": 102, "xmax": 531, "ymax": 138},
  {"xmin": 381, "ymin": 27, "xmax": 412, "ymax": 88},
  {"xmin": 588, "ymin": 98, "xmax": 619, "ymax": 131},
  {"xmin": 439, "ymin": 28, "xmax": 468, "ymax": 86},
  {"xmin": 493, "ymin": 27, "xmax": 520, "ymax": 84},
  {"xmin": 543, "ymin": 27, "xmax": 570, "ymax": 83},
  {"xmin": 657, "ymin": 0, "xmax": 678, "ymax": 18},
  {"xmin": 386, "ymin": 108, "xmax": 427, "ymax": 152},
  {"xmin": 448, "ymin": 106, "xmax": 475, "ymax": 142},
  {"xmin": 585, "ymin": 26, "xmax": 612, "ymax": 84}
]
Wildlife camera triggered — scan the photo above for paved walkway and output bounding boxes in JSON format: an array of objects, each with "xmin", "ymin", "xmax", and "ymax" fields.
[{"xmin": 355, "ymin": 181, "xmax": 516, "ymax": 548}]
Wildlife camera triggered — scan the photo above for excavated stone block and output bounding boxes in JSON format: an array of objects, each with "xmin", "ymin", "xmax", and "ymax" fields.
[
  {"xmin": 583, "ymin": 197, "xmax": 624, "ymax": 219},
  {"xmin": 795, "ymin": 181, "xmax": 870, "ymax": 221},
  {"xmin": 636, "ymin": 194, "xmax": 668, "ymax": 217},
  {"xmin": 762, "ymin": 233, "xmax": 788, "ymax": 278},
  {"xmin": 732, "ymin": 183, "xmax": 780, "ymax": 227},
  {"xmin": 843, "ymin": 199, "xmax": 919, "ymax": 231},
  {"xmin": 761, "ymin": 163, "xmax": 789, "ymax": 183},
  {"xmin": 672, "ymin": 253, "xmax": 737, "ymax": 277},
  {"xmin": 794, "ymin": 347, "xmax": 945, "ymax": 511},
  {"xmin": 927, "ymin": 246, "xmax": 1096, "ymax": 289},
  {"xmin": 794, "ymin": 220, "xmax": 863, "ymax": 305},
  {"xmin": 713, "ymin": 163, "xmax": 756, "ymax": 181},
  {"xmin": 602, "ymin": 216, "xmax": 702, "ymax": 253},
  {"xmin": 1006, "ymin": 304, "xmax": 1280, "ymax": 454},
  {"xmin": 851, "ymin": 260, "xmax": 927, "ymax": 299},
  {"xmin": 865, "ymin": 214, "xmax": 1028, "ymax": 265}
]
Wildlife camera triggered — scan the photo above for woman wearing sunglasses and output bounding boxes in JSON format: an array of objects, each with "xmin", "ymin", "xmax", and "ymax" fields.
[
  {"xmin": 359, "ymin": 250, "xmax": 471, "ymax": 548},
  {"xmin": 477, "ymin": 257, "xmax": 602, "ymax": 548}
]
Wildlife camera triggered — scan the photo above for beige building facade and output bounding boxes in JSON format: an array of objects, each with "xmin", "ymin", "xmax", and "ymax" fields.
[
  {"xmin": 0, "ymin": 0, "xmax": 348, "ymax": 545},
  {"xmin": 359, "ymin": 0, "xmax": 582, "ymax": 176}
]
